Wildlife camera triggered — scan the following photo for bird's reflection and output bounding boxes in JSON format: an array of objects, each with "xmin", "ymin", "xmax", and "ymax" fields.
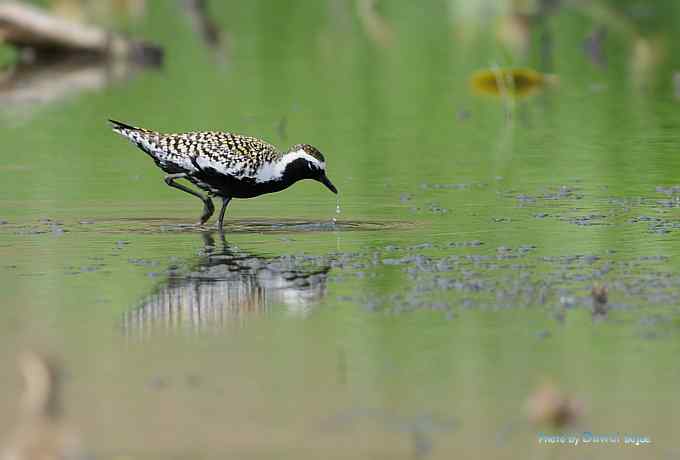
[{"xmin": 123, "ymin": 233, "xmax": 330, "ymax": 337}]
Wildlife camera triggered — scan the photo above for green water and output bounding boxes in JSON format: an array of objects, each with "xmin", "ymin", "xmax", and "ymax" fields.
[{"xmin": 2, "ymin": 1, "xmax": 680, "ymax": 458}]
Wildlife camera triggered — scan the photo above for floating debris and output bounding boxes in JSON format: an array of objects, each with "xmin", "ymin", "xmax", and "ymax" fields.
[
  {"xmin": 0, "ymin": 2, "xmax": 162, "ymax": 64},
  {"xmin": 591, "ymin": 283, "xmax": 608, "ymax": 317},
  {"xmin": 0, "ymin": 352, "xmax": 84, "ymax": 460},
  {"xmin": 470, "ymin": 67, "xmax": 558, "ymax": 98},
  {"xmin": 526, "ymin": 381, "xmax": 583, "ymax": 428}
]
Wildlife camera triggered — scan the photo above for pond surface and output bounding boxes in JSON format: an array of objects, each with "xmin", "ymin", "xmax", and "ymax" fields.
[{"xmin": 2, "ymin": 1, "xmax": 680, "ymax": 459}]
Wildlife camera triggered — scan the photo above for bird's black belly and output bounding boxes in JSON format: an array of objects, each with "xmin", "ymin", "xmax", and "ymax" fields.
[{"xmin": 188, "ymin": 168, "xmax": 293, "ymax": 198}]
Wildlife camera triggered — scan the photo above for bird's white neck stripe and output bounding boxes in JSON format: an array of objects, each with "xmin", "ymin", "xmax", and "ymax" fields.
[{"xmin": 255, "ymin": 149, "xmax": 324, "ymax": 183}]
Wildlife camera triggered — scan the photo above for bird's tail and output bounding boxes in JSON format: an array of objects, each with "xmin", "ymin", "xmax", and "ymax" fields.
[
  {"xmin": 109, "ymin": 119, "xmax": 162, "ymax": 157},
  {"xmin": 108, "ymin": 119, "xmax": 150, "ymax": 136}
]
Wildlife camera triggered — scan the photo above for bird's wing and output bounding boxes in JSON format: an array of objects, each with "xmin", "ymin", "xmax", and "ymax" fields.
[
  {"xmin": 111, "ymin": 121, "xmax": 198, "ymax": 174},
  {"xmin": 192, "ymin": 133, "xmax": 281, "ymax": 179},
  {"xmin": 146, "ymin": 133, "xmax": 202, "ymax": 173}
]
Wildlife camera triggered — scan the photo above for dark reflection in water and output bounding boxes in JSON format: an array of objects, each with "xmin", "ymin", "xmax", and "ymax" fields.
[
  {"xmin": 180, "ymin": 0, "xmax": 230, "ymax": 66},
  {"xmin": 0, "ymin": 56, "xmax": 157, "ymax": 118},
  {"xmin": 123, "ymin": 233, "xmax": 330, "ymax": 336}
]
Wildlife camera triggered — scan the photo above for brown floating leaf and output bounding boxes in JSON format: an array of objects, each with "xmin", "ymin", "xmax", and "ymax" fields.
[{"xmin": 470, "ymin": 67, "xmax": 558, "ymax": 98}]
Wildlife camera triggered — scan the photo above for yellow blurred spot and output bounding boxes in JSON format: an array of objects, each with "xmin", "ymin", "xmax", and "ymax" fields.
[
  {"xmin": 525, "ymin": 381, "xmax": 583, "ymax": 428},
  {"xmin": 470, "ymin": 67, "xmax": 558, "ymax": 98}
]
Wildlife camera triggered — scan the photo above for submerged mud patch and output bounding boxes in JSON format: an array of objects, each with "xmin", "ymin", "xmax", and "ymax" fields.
[{"xmin": 0, "ymin": 217, "xmax": 417, "ymax": 235}]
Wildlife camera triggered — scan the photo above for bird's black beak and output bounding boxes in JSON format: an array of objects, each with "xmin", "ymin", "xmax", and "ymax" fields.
[{"xmin": 320, "ymin": 175, "xmax": 338, "ymax": 194}]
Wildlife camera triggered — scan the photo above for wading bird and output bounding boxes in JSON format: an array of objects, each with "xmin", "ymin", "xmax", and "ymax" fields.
[{"xmin": 109, "ymin": 120, "xmax": 338, "ymax": 230}]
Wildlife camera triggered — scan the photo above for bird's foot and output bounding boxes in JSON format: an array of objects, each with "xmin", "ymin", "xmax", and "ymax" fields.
[{"xmin": 196, "ymin": 198, "xmax": 215, "ymax": 226}]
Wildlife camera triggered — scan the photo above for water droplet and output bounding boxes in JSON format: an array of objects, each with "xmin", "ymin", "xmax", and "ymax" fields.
[{"xmin": 332, "ymin": 196, "xmax": 341, "ymax": 224}]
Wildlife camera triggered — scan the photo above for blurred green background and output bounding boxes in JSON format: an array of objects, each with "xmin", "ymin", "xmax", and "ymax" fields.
[{"xmin": 1, "ymin": 1, "xmax": 680, "ymax": 459}]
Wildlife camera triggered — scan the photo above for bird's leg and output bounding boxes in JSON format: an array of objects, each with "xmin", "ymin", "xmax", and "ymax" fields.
[
  {"xmin": 198, "ymin": 199, "xmax": 216, "ymax": 226},
  {"xmin": 163, "ymin": 173, "xmax": 215, "ymax": 225},
  {"xmin": 216, "ymin": 196, "xmax": 232, "ymax": 231}
]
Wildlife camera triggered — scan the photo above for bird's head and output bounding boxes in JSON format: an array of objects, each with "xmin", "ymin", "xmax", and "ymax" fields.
[{"xmin": 285, "ymin": 144, "xmax": 337, "ymax": 194}]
